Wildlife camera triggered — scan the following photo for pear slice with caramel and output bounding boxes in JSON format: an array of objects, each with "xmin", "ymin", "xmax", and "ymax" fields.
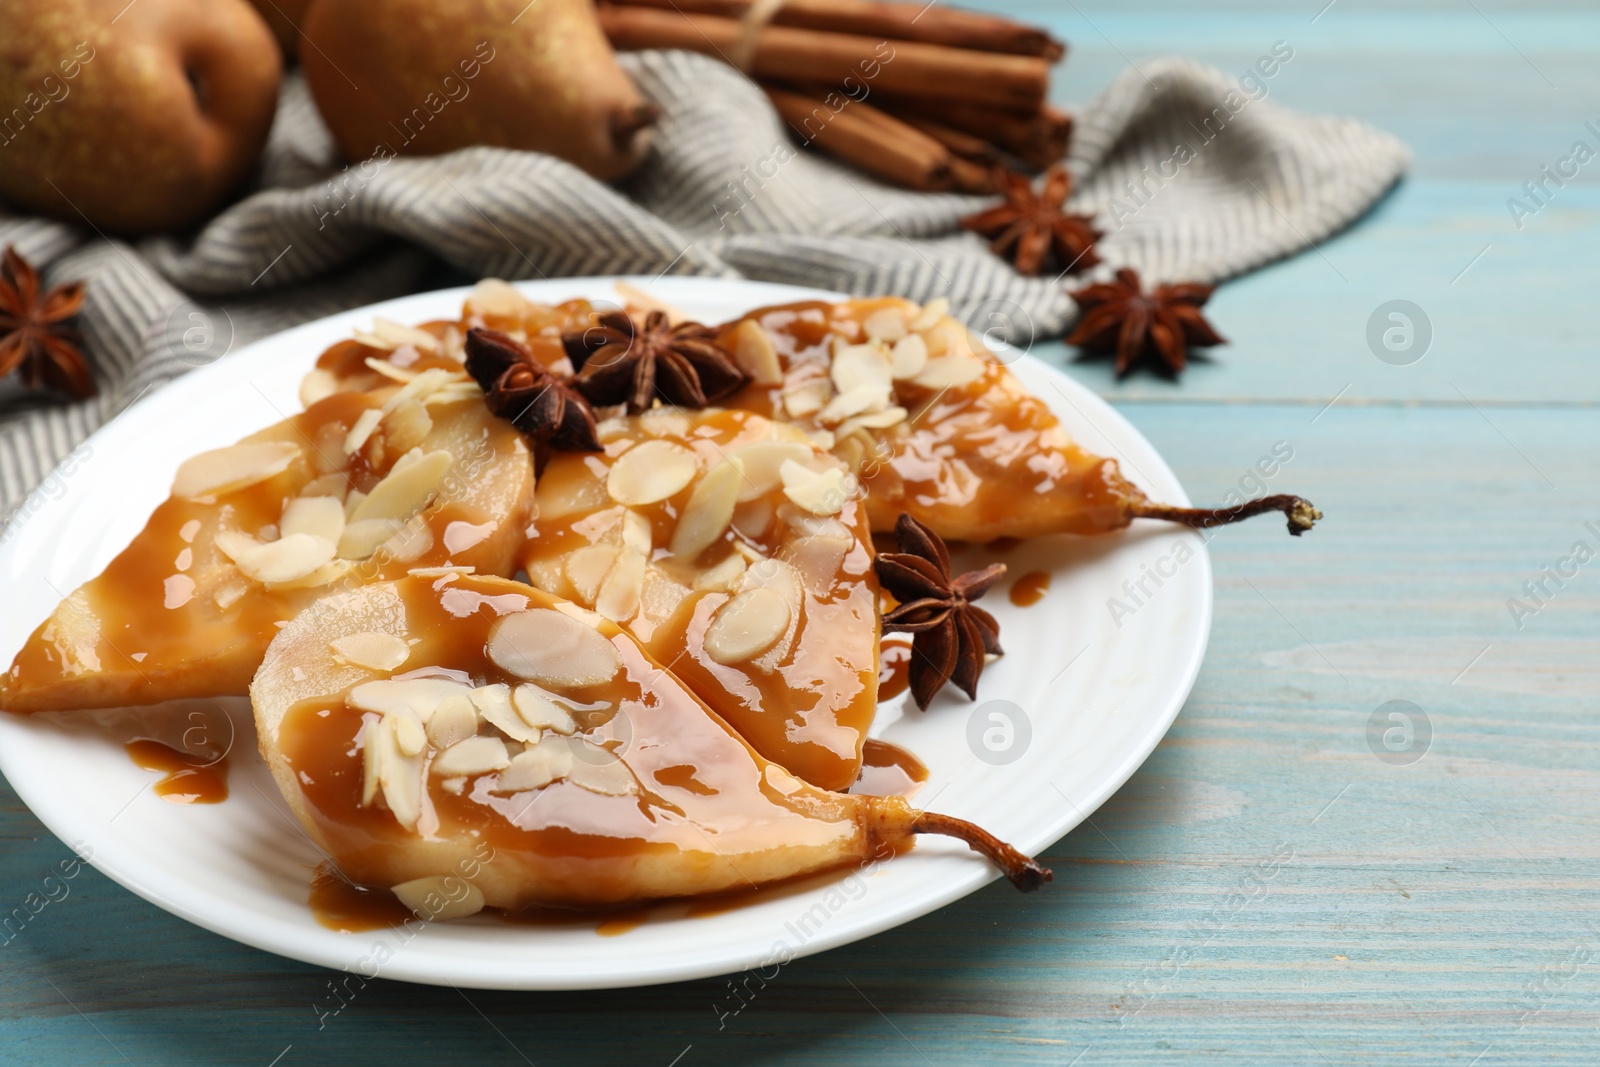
[
  {"xmin": 520, "ymin": 407, "xmax": 880, "ymax": 792},
  {"xmin": 713, "ymin": 297, "xmax": 1321, "ymax": 543},
  {"xmin": 1, "ymin": 380, "xmax": 532, "ymax": 714},
  {"xmin": 252, "ymin": 574, "xmax": 1048, "ymax": 911}
]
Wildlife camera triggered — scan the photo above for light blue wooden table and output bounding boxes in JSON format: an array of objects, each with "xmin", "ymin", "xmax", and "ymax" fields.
[{"xmin": 4, "ymin": 2, "xmax": 1596, "ymax": 1063}]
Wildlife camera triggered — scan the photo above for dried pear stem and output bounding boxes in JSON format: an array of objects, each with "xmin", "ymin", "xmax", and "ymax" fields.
[
  {"xmin": 1129, "ymin": 494, "xmax": 1322, "ymax": 537},
  {"xmin": 611, "ymin": 102, "xmax": 663, "ymax": 150},
  {"xmin": 910, "ymin": 810, "xmax": 1053, "ymax": 891}
]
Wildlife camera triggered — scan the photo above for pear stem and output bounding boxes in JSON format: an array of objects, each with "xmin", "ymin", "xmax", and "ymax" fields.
[
  {"xmin": 1129, "ymin": 494, "xmax": 1322, "ymax": 537},
  {"xmin": 911, "ymin": 810, "xmax": 1052, "ymax": 891},
  {"xmin": 611, "ymin": 102, "xmax": 663, "ymax": 150}
]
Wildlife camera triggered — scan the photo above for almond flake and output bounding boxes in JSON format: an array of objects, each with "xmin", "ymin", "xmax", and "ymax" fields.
[
  {"xmin": 889, "ymin": 333, "xmax": 929, "ymax": 379},
  {"xmin": 466, "ymin": 278, "xmax": 529, "ymax": 318},
  {"xmin": 330, "ymin": 631, "xmax": 410, "ymax": 672},
  {"xmin": 862, "ymin": 307, "xmax": 908, "ymax": 342},
  {"xmin": 492, "ymin": 740, "xmax": 573, "ymax": 794},
  {"xmin": 471, "ymin": 683, "xmax": 542, "ymax": 744},
  {"xmin": 818, "ymin": 383, "xmax": 891, "ymax": 426},
  {"xmin": 300, "ymin": 368, "xmax": 340, "ymax": 408},
  {"xmin": 693, "ymin": 553, "xmax": 747, "ymax": 593},
  {"xmin": 281, "ymin": 495, "xmax": 346, "ymax": 545},
  {"xmin": 778, "ymin": 460, "xmax": 854, "ymax": 516},
  {"xmin": 364, "ymin": 357, "xmax": 418, "ymax": 384},
  {"xmin": 911, "ymin": 355, "xmax": 986, "ymax": 390},
  {"xmin": 215, "ymin": 530, "xmax": 336, "ymax": 585},
  {"xmin": 732, "ymin": 320, "xmax": 784, "ymax": 386},
  {"xmin": 348, "ymin": 449, "xmax": 454, "ymax": 524},
  {"xmin": 909, "ymin": 297, "xmax": 950, "ymax": 333},
  {"xmin": 563, "ymin": 737, "xmax": 637, "ymax": 796},
  {"xmin": 383, "ymin": 399, "xmax": 433, "ymax": 455},
  {"xmin": 830, "ymin": 341, "xmax": 894, "ymax": 395},
  {"xmin": 486, "ymin": 609, "xmax": 621, "ymax": 689},
  {"xmin": 704, "ymin": 587, "xmax": 791, "ymax": 665},
  {"xmin": 595, "ymin": 547, "xmax": 645, "ymax": 623},
  {"xmin": 338, "ymin": 518, "xmax": 404, "ymax": 561},
  {"xmin": 408, "ymin": 565, "xmax": 475, "ymax": 578},
  {"xmin": 836, "ymin": 406, "xmax": 908, "ymax": 439},
  {"xmin": 565, "ymin": 543, "xmax": 620, "ymax": 605},
  {"xmin": 614, "ymin": 281, "xmax": 684, "ymax": 324},
  {"xmin": 172, "ymin": 441, "xmax": 301, "ymax": 500},
  {"xmin": 427, "ymin": 693, "xmax": 479, "ymax": 749},
  {"xmin": 356, "ymin": 317, "xmax": 441, "ymax": 354},
  {"xmin": 782, "ymin": 377, "xmax": 831, "ymax": 418},
  {"xmin": 392, "ymin": 876, "xmax": 485, "ymax": 921},
  {"xmin": 728, "ymin": 441, "xmax": 812, "ymax": 502},
  {"xmin": 301, "ymin": 473, "xmax": 349, "ymax": 501},
  {"xmin": 670, "ymin": 459, "xmax": 743, "ymax": 559},
  {"xmin": 606, "ymin": 440, "xmax": 699, "ymax": 506},
  {"xmin": 432, "ymin": 735, "xmax": 511, "ymax": 777},
  {"xmin": 393, "ymin": 711, "xmax": 427, "ymax": 756},
  {"xmin": 621, "ymin": 509, "xmax": 653, "ymax": 554},
  {"xmin": 511, "ymin": 685, "xmax": 578, "ymax": 735}
]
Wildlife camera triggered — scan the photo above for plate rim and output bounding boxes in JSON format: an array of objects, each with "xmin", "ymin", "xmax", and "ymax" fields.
[{"xmin": 0, "ymin": 275, "xmax": 1211, "ymax": 989}]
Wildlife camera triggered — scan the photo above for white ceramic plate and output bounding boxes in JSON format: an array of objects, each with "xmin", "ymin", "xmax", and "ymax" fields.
[{"xmin": 0, "ymin": 277, "xmax": 1210, "ymax": 990}]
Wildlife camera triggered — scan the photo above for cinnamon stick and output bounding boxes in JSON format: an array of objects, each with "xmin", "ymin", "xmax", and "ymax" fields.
[
  {"xmin": 603, "ymin": 0, "xmax": 1064, "ymax": 60},
  {"xmin": 599, "ymin": 5, "xmax": 1050, "ymax": 111},
  {"xmin": 765, "ymin": 86, "xmax": 955, "ymax": 191},
  {"xmin": 895, "ymin": 115, "xmax": 1002, "ymax": 164},
  {"xmin": 875, "ymin": 97, "xmax": 1072, "ymax": 169}
]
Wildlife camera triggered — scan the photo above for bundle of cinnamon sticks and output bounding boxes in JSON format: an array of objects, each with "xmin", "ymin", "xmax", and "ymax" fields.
[{"xmin": 597, "ymin": 0, "xmax": 1071, "ymax": 193}]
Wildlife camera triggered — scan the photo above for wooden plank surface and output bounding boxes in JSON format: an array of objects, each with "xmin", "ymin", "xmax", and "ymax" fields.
[{"xmin": 3, "ymin": 2, "xmax": 1596, "ymax": 1064}]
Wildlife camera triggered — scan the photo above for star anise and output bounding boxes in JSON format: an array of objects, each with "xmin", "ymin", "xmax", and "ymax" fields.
[
  {"xmin": 960, "ymin": 164, "xmax": 1102, "ymax": 277},
  {"xmin": 0, "ymin": 246, "xmax": 95, "ymax": 399},
  {"xmin": 562, "ymin": 309, "xmax": 747, "ymax": 414},
  {"xmin": 876, "ymin": 513, "xmax": 1006, "ymax": 710},
  {"xmin": 464, "ymin": 327, "xmax": 602, "ymax": 452},
  {"xmin": 1066, "ymin": 267, "xmax": 1225, "ymax": 379}
]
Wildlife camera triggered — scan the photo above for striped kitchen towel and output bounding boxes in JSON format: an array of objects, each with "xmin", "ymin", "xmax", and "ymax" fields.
[{"xmin": 0, "ymin": 50, "xmax": 1407, "ymax": 514}]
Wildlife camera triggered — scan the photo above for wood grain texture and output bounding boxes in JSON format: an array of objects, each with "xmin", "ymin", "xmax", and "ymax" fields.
[{"xmin": 3, "ymin": 3, "xmax": 1596, "ymax": 1064}]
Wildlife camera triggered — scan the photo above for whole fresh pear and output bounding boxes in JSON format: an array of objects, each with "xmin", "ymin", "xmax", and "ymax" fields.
[
  {"xmin": 301, "ymin": 0, "xmax": 657, "ymax": 180},
  {"xmin": 0, "ymin": 0, "xmax": 282, "ymax": 235}
]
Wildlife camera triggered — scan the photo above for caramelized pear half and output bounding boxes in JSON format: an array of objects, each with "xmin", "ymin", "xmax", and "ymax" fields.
[{"xmin": 251, "ymin": 574, "xmax": 1047, "ymax": 911}]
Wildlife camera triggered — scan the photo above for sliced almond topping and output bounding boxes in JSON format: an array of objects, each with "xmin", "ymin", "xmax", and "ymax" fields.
[
  {"xmin": 301, "ymin": 473, "xmax": 349, "ymax": 501},
  {"xmin": 393, "ymin": 711, "xmax": 427, "ymax": 756},
  {"xmin": 889, "ymin": 333, "xmax": 929, "ymax": 379},
  {"xmin": 638, "ymin": 407, "xmax": 692, "ymax": 439},
  {"xmin": 213, "ymin": 582, "xmax": 248, "ymax": 611},
  {"xmin": 282, "ymin": 495, "xmax": 347, "ymax": 545},
  {"xmin": 349, "ymin": 677, "xmax": 472, "ymax": 722},
  {"xmin": 348, "ymin": 449, "xmax": 454, "ymax": 524},
  {"xmin": 372, "ymin": 716, "xmax": 423, "ymax": 829},
  {"xmin": 486, "ymin": 609, "xmax": 621, "ymax": 689},
  {"xmin": 606, "ymin": 440, "xmax": 698, "ymax": 506},
  {"xmin": 355, "ymin": 317, "xmax": 442, "ymax": 354},
  {"xmin": 704, "ymin": 587, "xmax": 792, "ymax": 665},
  {"xmin": 466, "ymin": 278, "xmax": 530, "ymax": 318},
  {"xmin": 492, "ymin": 740, "xmax": 573, "ymax": 794},
  {"xmin": 215, "ymin": 530, "xmax": 337, "ymax": 585},
  {"xmin": 172, "ymin": 441, "xmax": 301, "ymax": 500},
  {"xmin": 831, "ymin": 341, "xmax": 894, "ymax": 395},
  {"xmin": 383, "ymin": 399, "xmax": 433, "ymax": 456},
  {"xmin": 565, "ymin": 543, "xmax": 621, "ymax": 605},
  {"xmin": 732, "ymin": 319, "xmax": 784, "ymax": 386},
  {"xmin": 511, "ymin": 685, "xmax": 578, "ymax": 735},
  {"xmin": 431, "ymin": 736, "xmax": 511, "ymax": 777},
  {"xmin": 361, "ymin": 715, "xmax": 382, "ymax": 807},
  {"xmin": 408, "ymin": 565, "xmax": 475, "ymax": 578},
  {"xmin": 381, "ymin": 368, "xmax": 461, "ymax": 416},
  {"xmin": 909, "ymin": 297, "xmax": 950, "ymax": 333},
  {"xmin": 595, "ymin": 547, "xmax": 645, "ymax": 623},
  {"xmin": 364, "ymin": 356, "xmax": 418, "ymax": 384},
  {"xmin": 694, "ymin": 552, "xmax": 747, "ymax": 593},
  {"xmin": 564, "ymin": 738, "xmax": 637, "ymax": 796},
  {"xmin": 377, "ymin": 514, "xmax": 433, "ymax": 563},
  {"xmin": 615, "ymin": 280, "xmax": 684, "ymax": 324},
  {"xmin": 265, "ymin": 559, "xmax": 355, "ymax": 591},
  {"xmin": 912, "ymin": 354, "xmax": 986, "ymax": 390},
  {"xmin": 300, "ymin": 368, "xmax": 340, "ymax": 408},
  {"xmin": 330, "ymin": 631, "xmax": 410, "ymax": 672},
  {"xmin": 342, "ymin": 488, "xmax": 367, "ymax": 519},
  {"xmin": 670, "ymin": 459, "xmax": 743, "ymax": 559},
  {"xmin": 471, "ymin": 683, "xmax": 542, "ymax": 744},
  {"xmin": 782, "ymin": 377, "xmax": 831, "ymax": 419},
  {"xmin": 535, "ymin": 464, "xmax": 609, "ymax": 520},
  {"xmin": 782, "ymin": 529, "xmax": 853, "ymax": 594},
  {"xmin": 337, "ymin": 517, "xmax": 404, "ymax": 561},
  {"xmin": 778, "ymin": 459, "xmax": 854, "ymax": 516},
  {"xmin": 731, "ymin": 496, "xmax": 773, "ymax": 540},
  {"xmin": 728, "ymin": 441, "xmax": 811, "ymax": 502},
  {"xmin": 818, "ymin": 383, "xmax": 891, "ymax": 426},
  {"xmin": 621, "ymin": 509, "xmax": 653, "ymax": 555},
  {"xmin": 392, "ymin": 876, "xmax": 485, "ymax": 921},
  {"xmin": 836, "ymin": 406, "xmax": 908, "ymax": 438},
  {"xmin": 427, "ymin": 692, "xmax": 479, "ymax": 749},
  {"xmin": 862, "ymin": 307, "xmax": 909, "ymax": 343}
]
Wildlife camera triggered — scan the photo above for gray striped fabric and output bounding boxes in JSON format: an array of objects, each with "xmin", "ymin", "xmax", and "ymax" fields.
[{"xmin": 0, "ymin": 51, "xmax": 1406, "ymax": 516}]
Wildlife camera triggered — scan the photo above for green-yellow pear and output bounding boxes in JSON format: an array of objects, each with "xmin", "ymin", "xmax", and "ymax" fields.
[
  {"xmin": 0, "ymin": 0, "xmax": 282, "ymax": 234},
  {"xmin": 300, "ymin": 0, "xmax": 658, "ymax": 181}
]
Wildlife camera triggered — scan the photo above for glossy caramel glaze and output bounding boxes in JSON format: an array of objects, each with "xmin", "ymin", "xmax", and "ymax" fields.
[
  {"xmin": 258, "ymin": 575, "xmax": 889, "ymax": 910},
  {"xmin": 718, "ymin": 299, "xmax": 1144, "ymax": 542},
  {"xmin": 520, "ymin": 408, "xmax": 881, "ymax": 792},
  {"xmin": 308, "ymin": 860, "xmax": 418, "ymax": 931},
  {"xmin": 851, "ymin": 739, "xmax": 928, "ymax": 799},
  {"xmin": 125, "ymin": 739, "xmax": 230, "ymax": 804},
  {"xmin": 1008, "ymin": 570, "xmax": 1052, "ymax": 607},
  {"xmin": 877, "ymin": 638, "xmax": 914, "ymax": 702},
  {"xmin": 1, "ymin": 388, "xmax": 532, "ymax": 714}
]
